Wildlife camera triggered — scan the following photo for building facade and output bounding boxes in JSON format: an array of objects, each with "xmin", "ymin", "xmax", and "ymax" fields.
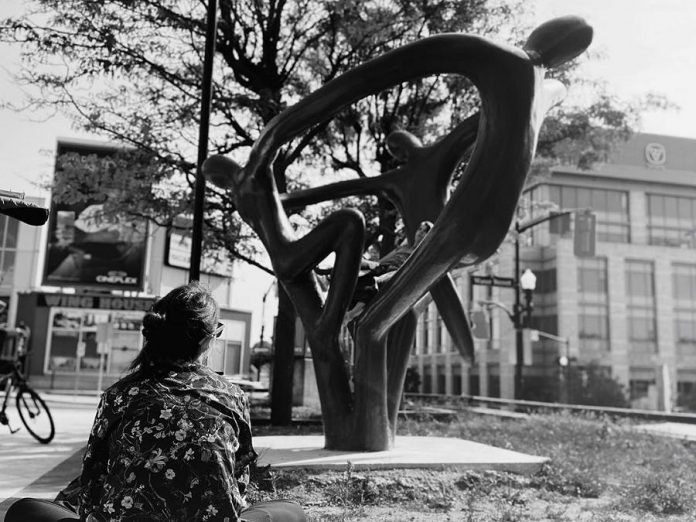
[
  {"xmin": 410, "ymin": 133, "xmax": 696, "ymax": 411},
  {"xmin": 2, "ymin": 138, "xmax": 254, "ymax": 392}
]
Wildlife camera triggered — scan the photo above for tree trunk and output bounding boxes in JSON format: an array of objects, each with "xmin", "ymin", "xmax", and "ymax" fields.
[{"xmin": 270, "ymin": 286, "xmax": 296, "ymax": 425}]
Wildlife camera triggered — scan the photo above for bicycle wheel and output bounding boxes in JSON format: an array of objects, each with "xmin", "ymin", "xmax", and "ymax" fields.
[{"xmin": 16, "ymin": 387, "xmax": 55, "ymax": 444}]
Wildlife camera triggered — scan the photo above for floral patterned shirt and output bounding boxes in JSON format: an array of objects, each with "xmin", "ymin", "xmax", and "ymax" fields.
[{"xmin": 68, "ymin": 363, "xmax": 256, "ymax": 521}]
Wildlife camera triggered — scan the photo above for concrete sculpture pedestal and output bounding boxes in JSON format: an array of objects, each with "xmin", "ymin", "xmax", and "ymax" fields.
[{"xmin": 255, "ymin": 435, "xmax": 547, "ymax": 474}]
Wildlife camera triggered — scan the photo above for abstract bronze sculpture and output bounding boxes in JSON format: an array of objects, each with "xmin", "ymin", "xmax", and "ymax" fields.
[{"xmin": 204, "ymin": 16, "xmax": 592, "ymax": 451}]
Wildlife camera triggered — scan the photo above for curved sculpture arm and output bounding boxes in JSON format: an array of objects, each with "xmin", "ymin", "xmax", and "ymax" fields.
[
  {"xmin": 357, "ymin": 77, "xmax": 569, "ymax": 343},
  {"xmin": 273, "ymin": 209, "xmax": 365, "ymax": 334},
  {"xmin": 241, "ymin": 16, "xmax": 590, "ymax": 188},
  {"xmin": 281, "ymin": 112, "xmax": 480, "ymax": 220},
  {"xmin": 281, "ymin": 172, "xmax": 399, "ymax": 212}
]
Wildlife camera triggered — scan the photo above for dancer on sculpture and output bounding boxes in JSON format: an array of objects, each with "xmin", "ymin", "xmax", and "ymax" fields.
[{"xmin": 343, "ymin": 221, "xmax": 433, "ymax": 324}]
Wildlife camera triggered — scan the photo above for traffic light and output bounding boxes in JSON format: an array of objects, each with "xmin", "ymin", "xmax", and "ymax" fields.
[
  {"xmin": 549, "ymin": 211, "xmax": 571, "ymax": 235},
  {"xmin": 574, "ymin": 210, "xmax": 596, "ymax": 257},
  {"xmin": 470, "ymin": 310, "xmax": 490, "ymax": 340}
]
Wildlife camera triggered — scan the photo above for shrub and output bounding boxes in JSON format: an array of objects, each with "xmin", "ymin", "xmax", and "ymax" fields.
[
  {"xmin": 404, "ymin": 366, "xmax": 421, "ymax": 393},
  {"xmin": 566, "ymin": 363, "xmax": 629, "ymax": 408},
  {"xmin": 531, "ymin": 463, "xmax": 602, "ymax": 498},
  {"xmin": 325, "ymin": 463, "xmax": 380, "ymax": 506},
  {"xmin": 624, "ymin": 476, "xmax": 695, "ymax": 515}
]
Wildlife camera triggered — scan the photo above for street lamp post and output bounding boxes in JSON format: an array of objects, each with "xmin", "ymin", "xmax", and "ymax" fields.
[
  {"xmin": 472, "ymin": 208, "xmax": 595, "ymax": 400},
  {"xmin": 514, "ymin": 263, "xmax": 537, "ymax": 398}
]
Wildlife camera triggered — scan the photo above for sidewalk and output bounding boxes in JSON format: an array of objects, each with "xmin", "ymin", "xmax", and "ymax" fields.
[
  {"xmin": 0, "ymin": 403, "xmax": 94, "ymax": 520},
  {"xmin": 633, "ymin": 421, "xmax": 696, "ymax": 441},
  {"xmin": 39, "ymin": 390, "xmax": 102, "ymax": 407}
]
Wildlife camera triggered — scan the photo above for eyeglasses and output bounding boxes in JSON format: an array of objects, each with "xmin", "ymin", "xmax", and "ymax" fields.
[{"xmin": 212, "ymin": 322, "xmax": 225, "ymax": 339}]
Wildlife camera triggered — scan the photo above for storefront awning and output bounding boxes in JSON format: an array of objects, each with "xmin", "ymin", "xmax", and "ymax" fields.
[{"xmin": 0, "ymin": 193, "xmax": 49, "ymax": 226}]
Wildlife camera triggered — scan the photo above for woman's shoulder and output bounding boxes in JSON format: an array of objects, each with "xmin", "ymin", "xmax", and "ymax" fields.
[{"xmin": 195, "ymin": 365, "xmax": 246, "ymax": 395}]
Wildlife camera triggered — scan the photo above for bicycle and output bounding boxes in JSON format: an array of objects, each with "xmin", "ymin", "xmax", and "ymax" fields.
[{"xmin": 0, "ymin": 358, "xmax": 55, "ymax": 444}]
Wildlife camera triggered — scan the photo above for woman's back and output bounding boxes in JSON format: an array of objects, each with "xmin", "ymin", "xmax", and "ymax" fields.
[{"xmin": 79, "ymin": 364, "xmax": 256, "ymax": 521}]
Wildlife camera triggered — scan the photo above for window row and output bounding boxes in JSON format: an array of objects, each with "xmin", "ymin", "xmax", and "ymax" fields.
[{"xmin": 527, "ymin": 186, "xmax": 696, "ymax": 248}]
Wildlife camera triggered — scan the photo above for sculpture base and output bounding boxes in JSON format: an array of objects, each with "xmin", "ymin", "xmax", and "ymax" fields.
[{"xmin": 254, "ymin": 435, "xmax": 547, "ymax": 474}]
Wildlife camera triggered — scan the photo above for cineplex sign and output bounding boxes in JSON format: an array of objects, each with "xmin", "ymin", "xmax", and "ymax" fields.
[{"xmin": 37, "ymin": 293, "xmax": 154, "ymax": 311}]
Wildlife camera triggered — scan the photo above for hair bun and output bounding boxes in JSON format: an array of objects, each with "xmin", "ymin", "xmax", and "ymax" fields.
[{"xmin": 142, "ymin": 311, "xmax": 166, "ymax": 340}]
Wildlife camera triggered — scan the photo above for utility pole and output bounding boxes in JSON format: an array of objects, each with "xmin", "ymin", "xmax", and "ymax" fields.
[{"xmin": 189, "ymin": 0, "xmax": 218, "ymax": 282}]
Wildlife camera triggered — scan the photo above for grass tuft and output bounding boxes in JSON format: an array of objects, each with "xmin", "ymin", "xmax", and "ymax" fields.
[{"xmin": 623, "ymin": 474, "xmax": 695, "ymax": 515}]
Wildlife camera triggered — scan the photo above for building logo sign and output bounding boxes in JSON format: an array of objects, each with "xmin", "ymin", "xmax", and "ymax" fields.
[{"xmin": 645, "ymin": 142, "xmax": 666, "ymax": 167}]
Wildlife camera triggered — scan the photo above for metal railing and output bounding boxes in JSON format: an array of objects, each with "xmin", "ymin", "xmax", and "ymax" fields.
[{"xmin": 404, "ymin": 392, "xmax": 696, "ymax": 424}]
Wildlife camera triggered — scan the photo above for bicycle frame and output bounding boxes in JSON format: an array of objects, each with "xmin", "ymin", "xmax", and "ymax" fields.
[{"xmin": 0, "ymin": 363, "xmax": 20, "ymax": 432}]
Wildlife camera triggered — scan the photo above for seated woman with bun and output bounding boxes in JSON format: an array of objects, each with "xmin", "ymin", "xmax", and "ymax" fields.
[{"xmin": 7, "ymin": 282, "xmax": 306, "ymax": 522}]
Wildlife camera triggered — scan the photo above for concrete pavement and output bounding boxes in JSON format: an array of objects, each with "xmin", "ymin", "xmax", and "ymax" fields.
[
  {"xmin": 0, "ymin": 399, "xmax": 95, "ymax": 520},
  {"xmin": 634, "ymin": 421, "xmax": 696, "ymax": 441}
]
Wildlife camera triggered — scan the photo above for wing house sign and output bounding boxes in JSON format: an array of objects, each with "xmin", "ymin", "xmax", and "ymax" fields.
[
  {"xmin": 37, "ymin": 292, "xmax": 154, "ymax": 311},
  {"xmin": 645, "ymin": 142, "xmax": 666, "ymax": 167}
]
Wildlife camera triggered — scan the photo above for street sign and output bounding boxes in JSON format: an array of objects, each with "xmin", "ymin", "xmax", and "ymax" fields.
[{"xmin": 470, "ymin": 275, "xmax": 516, "ymax": 288}]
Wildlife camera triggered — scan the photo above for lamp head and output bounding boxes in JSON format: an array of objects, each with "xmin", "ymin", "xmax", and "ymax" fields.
[{"xmin": 520, "ymin": 268, "xmax": 537, "ymax": 291}]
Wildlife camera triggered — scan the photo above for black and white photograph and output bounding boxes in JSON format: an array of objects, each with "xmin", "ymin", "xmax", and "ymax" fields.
[{"xmin": 1, "ymin": 1, "xmax": 696, "ymax": 520}]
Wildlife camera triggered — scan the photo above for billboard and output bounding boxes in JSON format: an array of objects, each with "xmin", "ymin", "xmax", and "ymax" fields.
[
  {"xmin": 42, "ymin": 140, "xmax": 148, "ymax": 291},
  {"xmin": 164, "ymin": 214, "xmax": 233, "ymax": 277}
]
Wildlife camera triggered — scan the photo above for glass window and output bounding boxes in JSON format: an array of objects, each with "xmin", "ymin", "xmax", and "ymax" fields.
[
  {"xmin": 677, "ymin": 380, "xmax": 696, "ymax": 409},
  {"xmin": 578, "ymin": 258, "xmax": 608, "ymax": 295},
  {"xmin": 47, "ymin": 308, "xmax": 143, "ymax": 376},
  {"xmin": 647, "ymin": 194, "xmax": 696, "ymax": 248},
  {"xmin": 625, "ymin": 261, "xmax": 657, "ymax": 355},
  {"xmin": 606, "ymin": 191, "xmax": 625, "ymax": 213},
  {"xmin": 630, "ymin": 379, "xmax": 653, "ymax": 401},
  {"xmin": 678, "ymin": 198, "xmax": 692, "ymax": 221},
  {"xmin": 675, "ymin": 315, "xmax": 696, "ymax": 346},
  {"xmin": 4, "ymin": 217, "xmax": 18, "ymax": 249},
  {"xmin": 540, "ymin": 185, "xmax": 630, "ymax": 244},
  {"xmin": 673, "ymin": 264, "xmax": 696, "ymax": 357},
  {"xmin": 626, "ymin": 260, "xmax": 655, "ymax": 304},
  {"xmin": 577, "ymin": 258, "xmax": 610, "ymax": 351},
  {"xmin": 673, "ymin": 264, "xmax": 696, "ymax": 303},
  {"xmin": 0, "ymin": 215, "xmax": 19, "ymax": 288}
]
